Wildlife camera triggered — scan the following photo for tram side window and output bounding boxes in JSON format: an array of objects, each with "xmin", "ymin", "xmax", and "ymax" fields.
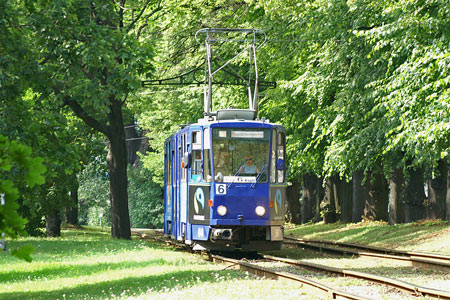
[
  {"xmin": 192, "ymin": 131, "xmax": 201, "ymax": 145},
  {"xmin": 164, "ymin": 148, "xmax": 168, "ymax": 185},
  {"xmin": 168, "ymin": 148, "xmax": 173, "ymax": 185},
  {"xmin": 277, "ymin": 131, "xmax": 286, "ymax": 183},
  {"xmin": 177, "ymin": 140, "xmax": 181, "ymax": 182},
  {"xmin": 191, "ymin": 150, "xmax": 202, "ymax": 182},
  {"xmin": 181, "ymin": 133, "xmax": 187, "ymax": 182},
  {"xmin": 165, "ymin": 144, "xmax": 171, "ymax": 185},
  {"xmin": 191, "ymin": 131, "xmax": 202, "ymax": 182},
  {"xmin": 271, "ymin": 130, "xmax": 277, "ymax": 183},
  {"xmin": 203, "ymin": 128, "xmax": 212, "ymax": 182}
]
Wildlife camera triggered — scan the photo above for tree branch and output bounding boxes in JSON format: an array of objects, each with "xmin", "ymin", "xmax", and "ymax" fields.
[
  {"xmin": 120, "ymin": 92, "xmax": 129, "ymax": 105},
  {"xmin": 62, "ymin": 96, "xmax": 109, "ymax": 136},
  {"xmin": 119, "ymin": 0, "xmax": 126, "ymax": 29},
  {"xmin": 128, "ymin": 0, "xmax": 162, "ymax": 34}
]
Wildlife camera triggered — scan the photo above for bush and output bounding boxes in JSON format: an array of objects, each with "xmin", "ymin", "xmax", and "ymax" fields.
[
  {"xmin": 127, "ymin": 165, "xmax": 163, "ymax": 229},
  {"xmin": 78, "ymin": 161, "xmax": 163, "ymax": 228},
  {"xmin": 78, "ymin": 160, "xmax": 111, "ymax": 226}
]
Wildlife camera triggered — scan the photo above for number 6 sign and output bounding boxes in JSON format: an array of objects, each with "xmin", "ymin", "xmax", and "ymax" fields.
[{"xmin": 216, "ymin": 184, "xmax": 227, "ymax": 195}]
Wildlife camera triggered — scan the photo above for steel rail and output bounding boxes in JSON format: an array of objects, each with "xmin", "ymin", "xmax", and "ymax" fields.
[
  {"xmin": 133, "ymin": 231, "xmax": 449, "ymax": 299},
  {"xmin": 263, "ymin": 255, "xmax": 450, "ymax": 300},
  {"xmin": 286, "ymin": 237, "xmax": 450, "ymax": 262},
  {"xmin": 284, "ymin": 237, "xmax": 450, "ymax": 273},
  {"xmin": 211, "ymin": 255, "xmax": 375, "ymax": 300}
]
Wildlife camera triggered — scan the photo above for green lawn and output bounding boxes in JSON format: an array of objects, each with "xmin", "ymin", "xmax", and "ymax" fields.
[
  {"xmin": 284, "ymin": 220, "xmax": 450, "ymax": 254},
  {"xmin": 2, "ymin": 221, "xmax": 449, "ymax": 300},
  {"xmin": 0, "ymin": 228, "xmax": 308, "ymax": 300}
]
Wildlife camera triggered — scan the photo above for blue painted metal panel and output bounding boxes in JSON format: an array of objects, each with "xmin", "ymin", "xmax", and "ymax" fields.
[
  {"xmin": 210, "ymin": 182, "xmax": 270, "ymax": 225},
  {"xmin": 191, "ymin": 224, "xmax": 210, "ymax": 241}
]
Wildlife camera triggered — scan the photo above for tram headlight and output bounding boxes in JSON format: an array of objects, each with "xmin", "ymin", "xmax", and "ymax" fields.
[
  {"xmin": 255, "ymin": 206, "xmax": 265, "ymax": 216},
  {"xmin": 217, "ymin": 205, "xmax": 227, "ymax": 216}
]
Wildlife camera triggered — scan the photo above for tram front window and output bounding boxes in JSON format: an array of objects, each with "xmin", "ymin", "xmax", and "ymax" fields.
[{"xmin": 212, "ymin": 128, "xmax": 270, "ymax": 183}]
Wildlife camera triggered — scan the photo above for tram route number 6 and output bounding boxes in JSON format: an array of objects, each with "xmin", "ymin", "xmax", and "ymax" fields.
[{"xmin": 216, "ymin": 184, "xmax": 227, "ymax": 195}]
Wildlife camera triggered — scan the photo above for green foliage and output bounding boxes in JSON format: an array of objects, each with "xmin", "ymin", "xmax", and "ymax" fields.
[
  {"xmin": 257, "ymin": 0, "xmax": 450, "ymax": 181},
  {"xmin": 2, "ymin": 0, "xmax": 449, "ymax": 234},
  {"xmin": 137, "ymin": 1, "xmax": 269, "ymax": 176},
  {"xmin": 78, "ymin": 160, "xmax": 111, "ymax": 226},
  {"xmin": 0, "ymin": 134, "xmax": 45, "ymax": 260},
  {"xmin": 10, "ymin": 244, "xmax": 35, "ymax": 263},
  {"xmin": 127, "ymin": 165, "xmax": 163, "ymax": 229},
  {"xmin": 79, "ymin": 162, "xmax": 163, "ymax": 228}
]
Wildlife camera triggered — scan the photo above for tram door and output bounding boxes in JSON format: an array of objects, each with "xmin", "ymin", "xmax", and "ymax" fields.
[
  {"xmin": 179, "ymin": 132, "xmax": 188, "ymax": 241},
  {"xmin": 269, "ymin": 128, "xmax": 286, "ymax": 227},
  {"xmin": 170, "ymin": 147, "xmax": 175, "ymax": 238},
  {"xmin": 174, "ymin": 135, "xmax": 180, "ymax": 240},
  {"xmin": 164, "ymin": 140, "xmax": 175, "ymax": 238}
]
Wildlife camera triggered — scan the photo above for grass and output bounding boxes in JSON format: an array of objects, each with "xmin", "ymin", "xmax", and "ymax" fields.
[
  {"xmin": 1, "ymin": 221, "xmax": 450, "ymax": 299},
  {"xmin": 284, "ymin": 220, "xmax": 450, "ymax": 254},
  {"xmin": 0, "ymin": 227, "xmax": 310, "ymax": 300}
]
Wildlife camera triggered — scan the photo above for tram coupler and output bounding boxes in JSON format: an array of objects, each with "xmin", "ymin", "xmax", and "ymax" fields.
[{"xmin": 211, "ymin": 228, "xmax": 233, "ymax": 240}]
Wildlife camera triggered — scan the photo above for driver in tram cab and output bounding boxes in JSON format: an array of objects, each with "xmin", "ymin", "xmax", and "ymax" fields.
[{"xmin": 241, "ymin": 155, "xmax": 260, "ymax": 175}]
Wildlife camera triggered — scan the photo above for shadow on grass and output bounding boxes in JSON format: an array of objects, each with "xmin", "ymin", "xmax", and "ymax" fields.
[
  {"xmin": 286, "ymin": 222, "xmax": 449, "ymax": 248},
  {"xmin": 0, "ymin": 257, "xmax": 175, "ymax": 283},
  {"xmin": 0, "ymin": 269, "xmax": 238, "ymax": 300},
  {"xmin": 286, "ymin": 223, "xmax": 348, "ymax": 237},
  {"xmin": 3, "ymin": 237, "xmax": 169, "ymax": 263}
]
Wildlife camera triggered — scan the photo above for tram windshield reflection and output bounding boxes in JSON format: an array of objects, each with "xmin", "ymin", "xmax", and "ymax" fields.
[{"xmin": 212, "ymin": 128, "xmax": 270, "ymax": 183}]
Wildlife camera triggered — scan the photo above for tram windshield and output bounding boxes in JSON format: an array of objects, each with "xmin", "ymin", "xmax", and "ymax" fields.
[{"xmin": 212, "ymin": 128, "xmax": 270, "ymax": 183}]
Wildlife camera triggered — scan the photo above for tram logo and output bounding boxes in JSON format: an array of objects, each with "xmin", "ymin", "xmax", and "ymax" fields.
[
  {"xmin": 194, "ymin": 187, "xmax": 205, "ymax": 214},
  {"xmin": 275, "ymin": 189, "xmax": 282, "ymax": 215}
]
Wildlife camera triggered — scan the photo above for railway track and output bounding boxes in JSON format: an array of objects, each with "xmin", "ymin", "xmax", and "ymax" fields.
[
  {"xmin": 132, "ymin": 230, "xmax": 450, "ymax": 298},
  {"xmin": 211, "ymin": 254, "xmax": 375, "ymax": 300},
  {"xmin": 262, "ymin": 254, "xmax": 450, "ymax": 300},
  {"xmin": 284, "ymin": 237, "xmax": 450, "ymax": 273}
]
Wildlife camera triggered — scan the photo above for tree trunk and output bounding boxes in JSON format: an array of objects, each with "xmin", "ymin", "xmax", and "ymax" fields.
[
  {"xmin": 426, "ymin": 160, "xmax": 447, "ymax": 220},
  {"xmin": 352, "ymin": 170, "xmax": 367, "ymax": 222},
  {"xmin": 331, "ymin": 176, "xmax": 341, "ymax": 221},
  {"xmin": 404, "ymin": 166, "xmax": 426, "ymax": 222},
  {"xmin": 46, "ymin": 210, "xmax": 61, "ymax": 237},
  {"xmin": 322, "ymin": 177, "xmax": 336, "ymax": 223},
  {"xmin": 301, "ymin": 173, "xmax": 316, "ymax": 224},
  {"xmin": 336, "ymin": 178, "xmax": 352, "ymax": 223},
  {"xmin": 65, "ymin": 179, "xmax": 79, "ymax": 225},
  {"xmin": 388, "ymin": 168, "xmax": 405, "ymax": 224},
  {"xmin": 107, "ymin": 99, "xmax": 131, "ymax": 239},
  {"xmin": 364, "ymin": 171, "xmax": 388, "ymax": 221},
  {"xmin": 286, "ymin": 178, "xmax": 302, "ymax": 224},
  {"xmin": 446, "ymin": 160, "xmax": 450, "ymax": 221},
  {"xmin": 314, "ymin": 176, "xmax": 325, "ymax": 222}
]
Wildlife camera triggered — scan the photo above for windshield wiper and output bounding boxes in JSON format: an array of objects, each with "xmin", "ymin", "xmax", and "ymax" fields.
[
  {"xmin": 227, "ymin": 164, "xmax": 244, "ymax": 188},
  {"xmin": 251, "ymin": 164, "xmax": 266, "ymax": 188}
]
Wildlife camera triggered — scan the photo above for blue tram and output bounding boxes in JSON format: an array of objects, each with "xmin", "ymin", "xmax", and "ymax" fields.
[
  {"xmin": 163, "ymin": 29, "xmax": 286, "ymax": 251},
  {"xmin": 163, "ymin": 109, "xmax": 286, "ymax": 251}
]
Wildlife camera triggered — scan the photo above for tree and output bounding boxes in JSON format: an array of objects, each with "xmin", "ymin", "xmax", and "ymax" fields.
[
  {"xmin": 286, "ymin": 178, "xmax": 301, "ymax": 224},
  {"xmin": 426, "ymin": 160, "xmax": 447, "ymax": 219},
  {"xmin": 17, "ymin": 0, "xmax": 161, "ymax": 238},
  {"xmin": 136, "ymin": 1, "xmax": 269, "ymax": 182},
  {"xmin": 388, "ymin": 168, "xmax": 406, "ymax": 224}
]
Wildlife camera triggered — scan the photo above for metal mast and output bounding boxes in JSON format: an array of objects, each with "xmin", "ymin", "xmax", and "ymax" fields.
[{"xmin": 195, "ymin": 28, "xmax": 267, "ymax": 118}]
